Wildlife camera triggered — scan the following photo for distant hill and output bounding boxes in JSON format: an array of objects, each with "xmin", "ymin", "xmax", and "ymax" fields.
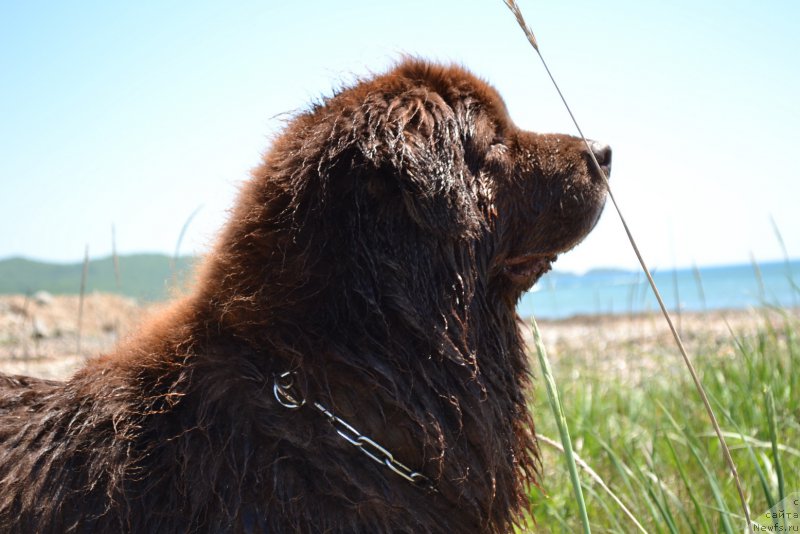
[
  {"xmin": 582, "ymin": 267, "xmax": 633, "ymax": 276},
  {"xmin": 0, "ymin": 254, "xmax": 197, "ymax": 301}
]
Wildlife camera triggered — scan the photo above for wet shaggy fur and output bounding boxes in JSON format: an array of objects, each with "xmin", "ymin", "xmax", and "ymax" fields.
[{"xmin": 0, "ymin": 60, "xmax": 608, "ymax": 533}]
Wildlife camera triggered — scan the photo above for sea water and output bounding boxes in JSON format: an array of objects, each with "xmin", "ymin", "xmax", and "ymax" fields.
[{"xmin": 518, "ymin": 259, "xmax": 799, "ymax": 320}]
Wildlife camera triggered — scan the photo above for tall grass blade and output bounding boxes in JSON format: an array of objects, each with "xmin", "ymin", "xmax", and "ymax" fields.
[
  {"xmin": 596, "ymin": 436, "xmax": 663, "ymax": 531},
  {"xmin": 764, "ymin": 388, "xmax": 785, "ymax": 505},
  {"xmin": 172, "ymin": 205, "xmax": 203, "ymax": 284},
  {"xmin": 638, "ymin": 440, "xmax": 682, "ymax": 533},
  {"xmin": 530, "ymin": 318, "xmax": 591, "ymax": 533},
  {"xmin": 19, "ymin": 292, "xmax": 32, "ymax": 364},
  {"xmin": 645, "ymin": 478, "xmax": 679, "ymax": 534},
  {"xmin": 665, "ymin": 435, "xmax": 711, "ymax": 534},
  {"xmin": 692, "ymin": 263, "xmax": 707, "ymax": 313},
  {"xmin": 785, "ymin": 322, "xmax": 797, "ymax": 388},
  {"xmin": 705, "ymin": 392, "xmax": 777, "ymax": 510},
  {"xmin": 750, "ymin": 254, "xmax": 767, "ymax": 304},
  {"xmin": 112, "ymin": 224, "xmax": 121, "ymax": 290},
  {"xmin": 658, "ymin": 401, "xmax": 734, "ymax": 534},
  {"xmin": 528, "ymin": 484, "xmax": 572, "ymax": 531},
  {"xmin": 672, "ymin": 265, "xmax": 682, "ymax": 335},
  {"xmin": 501, "ymin": 2, "xmax": 752, "ymax": 529},
  {"xmin": 650, "ymin": 440, "xmax": 680, "ymax": 534},
  {"xmin": 697, "ymin": 430, "xmax": 800, "ymax": 459},
  {"xmin": 77, "ymin": 244, "xmax": 89, "ymax": 355},
  {"xmin": 111, "ymin": 224, "xmax": 122, "ymax": 342},
  {"xmin": 537, "ymin": 433, "xmax": 648, "ymax": 533},
  {"xmin": 580, "ymin": 484, "xmax": 622, "ymax": 532},
  {"xmin": 621, "ymin": 444, "xmax": 668, "ymax": 534},
  {"xmin": 770, "ymin": 215, "xmax": 799, "ymax": 303}
]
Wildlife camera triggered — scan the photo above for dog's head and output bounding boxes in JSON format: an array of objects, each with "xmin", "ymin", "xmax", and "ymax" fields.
[{"xmin": 211, "ymin": 59, "xmax": 609, "ymax": 330}]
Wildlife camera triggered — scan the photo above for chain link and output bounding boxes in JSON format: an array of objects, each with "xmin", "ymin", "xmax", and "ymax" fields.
[{"xmin": 273, "ymin": 371, "xmax": 436, "ymax": 493}]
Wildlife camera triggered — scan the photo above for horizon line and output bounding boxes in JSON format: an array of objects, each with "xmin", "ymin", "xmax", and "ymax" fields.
[{"xmin": 2, "ymin": 252, "xmax": 797, "ymax": 277}]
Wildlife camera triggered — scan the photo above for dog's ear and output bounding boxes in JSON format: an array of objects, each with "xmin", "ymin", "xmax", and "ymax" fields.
[{"xmin": 349, "ymin": 88, "xmax": 482, "ymax": 237}]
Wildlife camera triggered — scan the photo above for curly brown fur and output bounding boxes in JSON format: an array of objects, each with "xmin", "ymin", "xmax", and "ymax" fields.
[{"xmin": 0, "ymin": 60, "xmax": 608, "ymax": 533}]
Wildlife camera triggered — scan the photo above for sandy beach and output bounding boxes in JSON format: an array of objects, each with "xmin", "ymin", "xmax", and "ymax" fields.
[
  {"xmin": 529, "ymin": 307, "xmax": 797, "ymax": 384},
  {"xmin": 1, "ymin": 293, "xmax": 795, "ymax": 381}
]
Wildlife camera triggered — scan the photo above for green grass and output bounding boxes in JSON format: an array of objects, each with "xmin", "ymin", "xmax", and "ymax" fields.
[{"xmin": 523, "ymin": 309, "xmax": 799, "ymax": 533}]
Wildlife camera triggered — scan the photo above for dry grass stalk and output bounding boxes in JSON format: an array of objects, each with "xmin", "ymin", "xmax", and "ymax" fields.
[
  {"xmin": 112, "ymin": 224, "xmax": 121, "ymax": 342},
  {"xmin": 77, "ymin": 245, "xmax": 89, "ymax": 355},
  {"xmin": 112, "ymin": 224, "xmax": 121, "ymax": 290},
  {"xmin": 501, "ymin": 0, "xmax": 753, "ymax": 530}
]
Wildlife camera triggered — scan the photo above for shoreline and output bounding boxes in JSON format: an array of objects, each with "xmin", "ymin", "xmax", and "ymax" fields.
[
  {"xmin": 1, "ymin": 293, "xmax": 796, "ymax": 381},
  {"xmin": 523, "ymin": 307, "xmax": 798, "ymax": 384}
]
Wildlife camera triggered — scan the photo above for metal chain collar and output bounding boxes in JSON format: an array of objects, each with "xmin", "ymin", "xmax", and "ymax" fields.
[{"xmin": 273, "ymin": 371, "xmax": 436, "ymax": 493}]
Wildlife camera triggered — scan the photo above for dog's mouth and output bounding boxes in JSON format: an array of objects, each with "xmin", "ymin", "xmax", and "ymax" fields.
[{"xmin": 502, "ymin": 253, "xmax": 557, "ymax": 287}]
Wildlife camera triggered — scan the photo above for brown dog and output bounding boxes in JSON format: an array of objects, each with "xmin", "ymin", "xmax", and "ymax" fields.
[{"xmin": 0, "ymin": 60, "xmax": 610, "ymax": 533}]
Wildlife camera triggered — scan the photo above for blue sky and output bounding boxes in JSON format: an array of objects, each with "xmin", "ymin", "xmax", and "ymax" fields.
[{"xmin": 1, "ymin": 0, "xmax": 798, "ymax": 273}]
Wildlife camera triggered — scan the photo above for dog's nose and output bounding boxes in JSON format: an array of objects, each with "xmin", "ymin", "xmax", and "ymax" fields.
[{"xmin": 589, "ymin": 141, "xmax": 612, "ymax": 175}]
